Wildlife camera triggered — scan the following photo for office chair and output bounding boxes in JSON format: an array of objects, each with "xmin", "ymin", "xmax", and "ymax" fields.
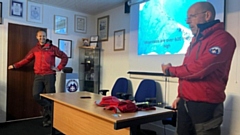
[
  {"xmin": 161, "ymin": 105, "xmax": 177, "ymax": 127},
  {"xmin": 134, "ymin": 79, "xmax": 157, "ymax": 104},
  {"xmin": 134, "ymin": 79, "xmax": 157, "ymax": 135},
  {"xmin": 162, "ymin": 111, "xmax": 177, "ymax": 127},
  {"xmin": 99, "ymin": 77, "xmax": 129, "ymax": 99}
]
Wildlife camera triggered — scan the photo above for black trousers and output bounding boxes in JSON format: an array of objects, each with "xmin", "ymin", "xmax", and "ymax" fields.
[
  {"xmin": 176, "ymin": 98, "xmax": 223, "ymax": 135},
  {"xmin": 32, "ymin": 74, "xmax": 56, "ymax": 108}
]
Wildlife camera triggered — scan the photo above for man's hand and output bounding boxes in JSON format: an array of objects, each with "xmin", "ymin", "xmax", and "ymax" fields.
[
  {"xmin": 161, "ymin": 63, "xmax": 172, "ymax": 75},
  {"xmin": 172, "ymin": 97, "xmax": 180, "ymax": 111},
  {"xmin": 51, "ymin": 66, "xmax": 59, "ymax": 72},
  {"xmin": 8, "ymin": 65, "xmax": 14, "ymax": 70}
]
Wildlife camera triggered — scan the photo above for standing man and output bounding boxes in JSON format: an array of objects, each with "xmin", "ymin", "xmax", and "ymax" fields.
[
  {"xmin": 8, "ymin": 29, "xmax": 68, "ymax": 127},
  {"xmin": 162, "ymin": 2, "xmax": 236, "ymax": 135}
]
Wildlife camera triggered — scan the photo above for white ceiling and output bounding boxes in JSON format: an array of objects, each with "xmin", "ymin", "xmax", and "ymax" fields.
[{"xmin": 28, "ymin": 0, "xmax": 127, "ymax": 15}]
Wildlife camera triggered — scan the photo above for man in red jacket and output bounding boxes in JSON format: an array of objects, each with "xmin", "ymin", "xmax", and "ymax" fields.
[
  {"xmin": 8, "ymin": 29, "xmax": 68, "ymax": 127},
  {"xmin": 162, "ymin": 2, "xmax": 236, "ymax": 135}
]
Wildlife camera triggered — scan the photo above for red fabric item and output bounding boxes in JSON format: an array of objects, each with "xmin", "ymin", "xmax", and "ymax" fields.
[
  {"xmin": 96, "ymin": 96, "xmax": 155, "ymax": 113},
  {"xmin": 95, "ymin": 96, "xmax": 120, "ymax": 107},
  {"xmin": 104, "ymin": 100, "xmax": 138, "ymax": 113}
]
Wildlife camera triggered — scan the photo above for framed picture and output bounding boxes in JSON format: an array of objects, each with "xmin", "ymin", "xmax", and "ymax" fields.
[
  {"xmin": 0, "ymin": 2, "xmax": 2, "ymax": 24},
  {"xmin": 54, "ymin": 15, "xmax": 68, "ymax": 34},
  {"xmin": 97, "ymin": 15, "xmax": 109, "ymax": 41},
  {"xmin": 58, "ymin": 39, "xmax": 72, "ymax": 58},
  {"xmin": 90, "ymin": 35, "xmax": 99, "ymax": 42},
  {"xmin": 75, "ymin": 15, "xmax": 87, "ymax": 33},
  {"xmin": 114, "ymin": 29, "xmax": 125, "ymax": 51},
  {"xmin": 89, "ymin": 35, "xmax": 99, "ymax": 48},
  {"xmin": 10, "ymin": 0, "xmax": 23, "ymax": 17},
  {"xmin": 27, "ymin": 1, "xmax": 43, "ymax": 23}
]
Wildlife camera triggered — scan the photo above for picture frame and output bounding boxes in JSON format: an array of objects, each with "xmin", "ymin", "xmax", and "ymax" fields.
[
  {"xmin": 0, "ymin": 2, "xmax": 2, "ymax": 24},
  {"xmin": 27, "ymin": 1, "xmax": 43, "ymax": 23},
  {"xmin": 90, "ymin": 42, "xmax": 98, "ymax": 48},
  {"xmin": 75, "ymin": 15, "xmax": 87, "ymax": 33},
  {"xmin": 97, "ymin": 15, "xmax": 109, "ymax": 41},
  {"xmin": 58, "ymin": 39, "xmax": 72, "ymax": 58},
  {"xmin": 90, "ymin": 35, "xmax": 99, "ymax": 42},
  {"xmin": 54, "ymin": 15, "xmax": 68, "ymax": 35},
  {"xmin": 114, "ymin": 29, "xmax": 125, "ymax": 51},
  {"xmin": 90, "ymin": 35, "xmax": 99, "ymax": 48},
  {"xmin": 10, "ymin": 0, "xmax": 23, "ymax": 17}
]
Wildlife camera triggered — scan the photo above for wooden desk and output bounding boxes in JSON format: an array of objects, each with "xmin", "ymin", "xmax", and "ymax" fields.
[{"xmin": 40, "ymin": 91, "xmax": 173, "ymax": 135}]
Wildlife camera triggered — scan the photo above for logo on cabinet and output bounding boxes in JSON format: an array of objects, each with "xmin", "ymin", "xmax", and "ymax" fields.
[{"xmin": 66, "ymin": 79, "xmax": 79, "ymax": 92}]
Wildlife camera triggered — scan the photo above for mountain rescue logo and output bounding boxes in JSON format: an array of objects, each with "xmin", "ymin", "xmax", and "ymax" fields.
[
  {"xmin": 209, "ymin": 46, "xmax": 221, "ymax": 55},
  {"xmin": 66, "ymin": 79, "xmax": 78, "ymax": 92}
]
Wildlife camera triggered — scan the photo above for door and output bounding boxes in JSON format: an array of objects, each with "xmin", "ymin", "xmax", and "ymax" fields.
[{"xmin": 7, "ymin": 23, "xmax": 46, "ymax": 121}]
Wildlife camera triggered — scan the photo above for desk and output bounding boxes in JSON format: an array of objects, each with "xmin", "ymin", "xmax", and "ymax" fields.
[{"xmin": 40, "ymin": 91, "xmax": 173, "ymax": 135}]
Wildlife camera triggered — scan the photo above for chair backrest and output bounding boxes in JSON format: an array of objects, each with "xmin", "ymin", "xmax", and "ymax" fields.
[
  {"xmin": 134, "ymin": 79, "xmax": 156, "ymax": 102},
  {"xmin": 111, "ymin": 78, "xmax": 129, "ymax": 97}
]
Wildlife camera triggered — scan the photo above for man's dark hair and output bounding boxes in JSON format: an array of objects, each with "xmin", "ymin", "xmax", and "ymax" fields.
[{"xmin": 36, "ymin": 29, "xmax": 47, "ymax": 35}]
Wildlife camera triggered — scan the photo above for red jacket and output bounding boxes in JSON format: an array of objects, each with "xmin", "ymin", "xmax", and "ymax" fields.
[
  {"xmin": 14, "ymin": 42, "xmax": 68, "ymax": 75},
  {"xmin": 168, "ymin": 21, "xmax": 236, "ymax": 103}
]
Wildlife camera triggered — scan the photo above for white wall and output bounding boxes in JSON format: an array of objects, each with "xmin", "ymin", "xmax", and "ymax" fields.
[
  {"xmin": 1, "ymin": 0, "xmax": 240, "ymax": 134},
  {"xmin": 0, "ymin": 0, "xmax": 94, "ymax": 122},
  {"xmin": 95, "ymin": 6, "xmax": 131, "ymax": 90},
  {"xmin": 98, "ymin": 0, "xmax": 240, "ymax": 135}
]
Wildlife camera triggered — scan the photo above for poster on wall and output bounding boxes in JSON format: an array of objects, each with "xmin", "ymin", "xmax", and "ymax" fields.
[
  {"xmin": 10, "ymin": 0, "xmax": 23, "ymax": 17},
  {"xmin": 27, "ymin": 1, "xmax": 43, "ymax": 23}
]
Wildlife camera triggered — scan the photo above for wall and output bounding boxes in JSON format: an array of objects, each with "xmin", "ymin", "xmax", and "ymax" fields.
[
  {"xmin": 0, "ymin": 0, "xmax": 240, "ymax": 134},
  {"xmin": 95, "ymin": 6, "xmax": 130, "ymax": 90},
  {"xmin": 0, "ymin": 0, "xmax": 94, "ymax": 122},
  {"xmin": 98, "ymin": 0, "xmax": 240, "ymax": 135}
]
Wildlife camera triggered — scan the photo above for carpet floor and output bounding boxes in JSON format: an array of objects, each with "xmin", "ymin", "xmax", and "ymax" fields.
[{"xmin": 0, "ymin": 117, "xmax": 55, "ymax": 135}]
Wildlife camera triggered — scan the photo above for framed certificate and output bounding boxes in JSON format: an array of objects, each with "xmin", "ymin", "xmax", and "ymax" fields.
[
  {"xmin": 54, "ymin": 15, "xmax": 68, "ymax": 34},
  {"xmin": 27, "ymin": 1, "xmax": 43, "ymax": 23},
  {"xmin": 114, "ymin": 29, "xmax": 125, "ymax": 51},
  {"xmin": 10, "ymin": 0, "xmax": 23, "ymax": 17},
  {"xmin": 75, "ymin": 15, "xmax": 87, "ymax": 33},
  {"xmin": 58, "ymin": 39, "xmax": 72, "ymax": 58}
]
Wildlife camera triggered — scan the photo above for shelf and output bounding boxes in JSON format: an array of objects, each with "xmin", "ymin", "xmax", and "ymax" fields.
[{"xmin": 80, "ymin": 46, "xmax": 100, "ymax": 50}]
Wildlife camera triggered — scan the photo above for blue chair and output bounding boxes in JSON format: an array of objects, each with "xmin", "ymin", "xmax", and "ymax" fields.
[
  {"xmin": 99, "ymin": 77, "xmax": 129, "ymax": 99},
  {"xmin": 134, "ymin": 79, "xmax": 157, "ymax": 135},
  {"xmin": 135, "ymin": 79, "xmax": 176, "ymax": 128},
  {"xmin": 134, "ymin": 79, "xmax": 157, "ymax": 103}
]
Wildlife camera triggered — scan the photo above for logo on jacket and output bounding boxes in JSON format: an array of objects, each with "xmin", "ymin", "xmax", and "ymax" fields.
[
  {"xmin": 209, "ymin": 46, "xmax": 221, "ymax": 55},
  {"xmin": 66, "ymin": 79, "xmax": 78, "ymax": 92}
]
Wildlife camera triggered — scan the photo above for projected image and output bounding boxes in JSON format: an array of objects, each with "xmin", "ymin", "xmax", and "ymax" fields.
[{"xmin": 138, "ymin": 0, "xmax": 215, "ymax": 55}]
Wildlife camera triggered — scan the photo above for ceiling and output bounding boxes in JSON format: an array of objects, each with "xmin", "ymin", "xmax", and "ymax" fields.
[{"xmin": 28, "ymin": 0, "xmax": 127, "ymax": 15}]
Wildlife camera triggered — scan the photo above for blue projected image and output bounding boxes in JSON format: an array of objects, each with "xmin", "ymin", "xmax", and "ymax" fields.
[{"xmin": 138, "ymin": 0, "xmax": 206, "ymax": 55}]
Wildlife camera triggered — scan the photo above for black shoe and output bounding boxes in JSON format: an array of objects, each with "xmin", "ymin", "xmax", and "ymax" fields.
[
  {"xmin": 43, "ymin": 119, "xmax": 51, "ymax": 127},
  {"xmin": 42, "ymin": 113, "xmax": 51, "ymax": 127}
]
